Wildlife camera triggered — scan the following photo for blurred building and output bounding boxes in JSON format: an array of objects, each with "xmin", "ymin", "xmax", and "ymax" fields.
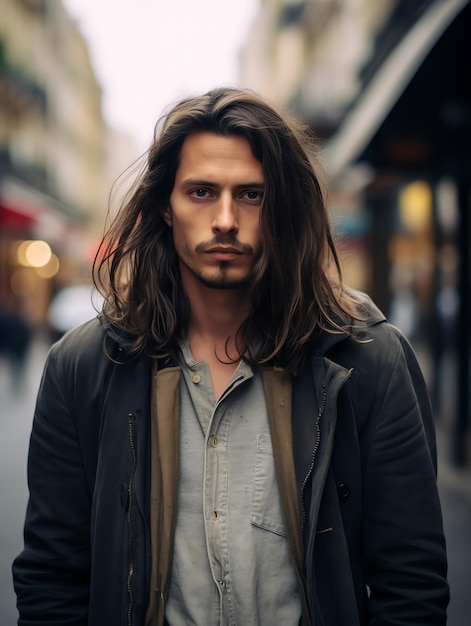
[
  {"xmin": 240, "ymin": 0, "xmax": 392, "ymax": 138},
  {"xmin": 240, "ymin": 0, "xmax": 471, "ymax": 465},
  {"xmin": 0, "ymin": 0, "xmax": 137, "ymax": 327}
]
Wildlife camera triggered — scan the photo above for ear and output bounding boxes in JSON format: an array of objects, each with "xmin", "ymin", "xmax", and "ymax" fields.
[{"xmin": 162, "ymin": 206, "xmax": 172, "ymax": 227}]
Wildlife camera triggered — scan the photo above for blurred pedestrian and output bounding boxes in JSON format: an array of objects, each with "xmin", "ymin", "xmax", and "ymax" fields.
[
  {"xmin": 13, "ymin": 88, "xmax": 449, "ymax": 625},
  {"xmin": 0, "ymin": 308, "xmax": 32, "ymax": 390}
]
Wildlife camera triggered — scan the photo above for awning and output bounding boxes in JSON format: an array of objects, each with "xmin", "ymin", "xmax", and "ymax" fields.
[
  {"xmin": 0, "ymin": 175, "xmax": 81, "ymax": 241},
  {"xmin": 0, "ymin": 202, "xmax": 38, "ymax": 229},
  {"xmin": 323, "ymin": 0, "xmax": 470, "ymax": 180}
]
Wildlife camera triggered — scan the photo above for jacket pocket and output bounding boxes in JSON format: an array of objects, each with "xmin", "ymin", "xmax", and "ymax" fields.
[{"xmin": 251, "ymin": 433, "xmax": 287, "ymax": 537}]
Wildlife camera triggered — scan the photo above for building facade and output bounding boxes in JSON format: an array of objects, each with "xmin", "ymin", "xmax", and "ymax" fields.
[{"xmin": 0, "ymin": 0, "xmax": 134, "ymax": 327}]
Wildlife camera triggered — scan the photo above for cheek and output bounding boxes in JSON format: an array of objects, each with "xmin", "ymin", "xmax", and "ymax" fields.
[
  {"xmin": 170, "ymin": 219, "xmax": 196, "ymax": 253},
  {"xmin": 171, "ymin": 209, "xmax": 197, "ymax": 230},
  {"xmin": 249, "ymin": 215, "xmax": 262, "ymax": 245}
]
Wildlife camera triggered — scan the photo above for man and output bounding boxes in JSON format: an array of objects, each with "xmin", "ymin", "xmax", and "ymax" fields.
[{"xmin": 13, "ymin": 88, "xmax": 449, "ymax": 625}]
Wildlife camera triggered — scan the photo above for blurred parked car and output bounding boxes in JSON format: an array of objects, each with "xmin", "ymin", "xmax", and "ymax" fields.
[{"xmin": 48, "ymin": 285, "xmax": 104, "ymax": 342}]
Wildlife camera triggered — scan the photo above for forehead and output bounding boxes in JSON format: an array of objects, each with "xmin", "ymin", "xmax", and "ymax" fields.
[{"xmin": 176, "ymin": 132, "xmax": 263, "ymax": 178}]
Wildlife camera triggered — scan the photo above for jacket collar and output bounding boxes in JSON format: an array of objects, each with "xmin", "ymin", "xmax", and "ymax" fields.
[
  {"xmin": 310, "ymin": 288, "xmax": 386, "ymax": 357},
  {"xmin": 99, "ymin": 315, "xmax": 136, "ymax": 351}
]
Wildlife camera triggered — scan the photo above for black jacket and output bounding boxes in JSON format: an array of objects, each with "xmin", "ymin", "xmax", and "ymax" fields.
[{"xmin": 13, "ymin": 292, "xmax": 449, "ymax": 625}]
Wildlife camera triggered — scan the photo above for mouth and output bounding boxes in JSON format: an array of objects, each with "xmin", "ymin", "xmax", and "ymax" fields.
[{"xmin": 205, "ymin": 246, "xmax": 243, "ymax": 261}]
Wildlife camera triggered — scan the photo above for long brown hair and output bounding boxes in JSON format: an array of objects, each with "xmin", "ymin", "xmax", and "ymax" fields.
[{"xmin": 93, "ymin": 87, "xmax": 359, "ymax": 372}]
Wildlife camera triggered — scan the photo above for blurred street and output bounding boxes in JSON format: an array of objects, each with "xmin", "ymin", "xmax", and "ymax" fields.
[{"xmin": 1, "ymin": 334, "xmax": 470, "ymax": 624}]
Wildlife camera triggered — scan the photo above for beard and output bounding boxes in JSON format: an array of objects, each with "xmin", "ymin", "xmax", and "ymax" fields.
[{"xmin": 184, "ymin": 261, "xmax": 253, "ymax": 290}]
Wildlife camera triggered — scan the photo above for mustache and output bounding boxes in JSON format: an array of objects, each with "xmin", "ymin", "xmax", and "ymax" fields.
[{"xmin": 195, "ymin": 236, "xmax": 254, "ymax": 255}]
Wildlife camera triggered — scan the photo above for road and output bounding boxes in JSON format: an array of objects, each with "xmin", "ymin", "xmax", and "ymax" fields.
[
  {"xmin": 1, "ymin": 335, "xmax": 470, "ymax": 624},
  {"xmin": 0, "ymin": 336, "xmax": 43, "ymax": 625}
]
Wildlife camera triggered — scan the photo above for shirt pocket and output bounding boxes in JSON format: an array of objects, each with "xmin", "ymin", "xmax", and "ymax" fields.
[{"xmin": 251, "ymin": 433, "xmax": 287, "ymax": 537}]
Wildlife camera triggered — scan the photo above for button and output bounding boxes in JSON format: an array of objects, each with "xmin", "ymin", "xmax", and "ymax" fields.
[
  {"xmin": 191, "ymin": 373, "xmax": 202, "ymax": 384},
  {"xmin": 337, "ymin": 483, "xmax": 350, "ymax": 499},
  {"xmin": 211, "ymin": 511, "xmax": 220, "ymax": 520},
  {"xmin": 210, "ymin": 437, "xmax": 219, "ymax": 447}
]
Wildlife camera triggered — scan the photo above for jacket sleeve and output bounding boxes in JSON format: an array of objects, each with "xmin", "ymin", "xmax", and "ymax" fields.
[
  {"xmin": 361, "ymin": 326, "xmax": 449, "ymax": 624},
  {"xmin": 12, "ymin": 343, "xmax": 92, "ymax": 625}
]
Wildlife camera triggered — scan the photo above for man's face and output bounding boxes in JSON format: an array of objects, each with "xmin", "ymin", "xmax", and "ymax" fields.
[{"xmin": 166, "ymin": 132, "xmax": 264, "ymax": 291}]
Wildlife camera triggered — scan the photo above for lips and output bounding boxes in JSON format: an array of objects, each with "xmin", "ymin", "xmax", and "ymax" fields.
[
  {"xmin": 205, "ymin": 246, "xmax": 243, "ymax": 261},
  {"xmin": 206, "ymin": 246, "xmax": 243, "ymax": 254}
]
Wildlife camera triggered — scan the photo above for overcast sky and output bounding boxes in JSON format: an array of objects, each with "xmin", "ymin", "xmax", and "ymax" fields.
[{"xmin": 63, "ymin": 0, "xmax": 260, "ymax": 151}]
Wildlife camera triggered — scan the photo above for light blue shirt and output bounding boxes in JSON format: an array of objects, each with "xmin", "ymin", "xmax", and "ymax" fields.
[{"xmin": 165, "ymin": 342, "xmax": 301, "ymax": 625}]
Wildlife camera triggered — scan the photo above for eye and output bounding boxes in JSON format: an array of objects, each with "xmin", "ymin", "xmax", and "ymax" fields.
[
  {"xmin": 242, "ymin": 190, "xmax": 264, "ymax": 202},
  {"xmin": 190, "ymin": 188, "xmax": 211, "ymax": 198}
]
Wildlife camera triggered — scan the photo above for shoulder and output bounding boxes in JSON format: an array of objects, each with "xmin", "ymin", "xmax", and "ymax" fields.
[
  {"xmin": 335, "ymin": 287, "xmax": 408, "ymax": 365},
  {"xmin": 46, "ymin": 315, "xmax": 154, "ymax": 390},
  {"xmin": 322, "ymin": 309, "xmax": 435, "ymax": 456},
  {"xmin": 332, "ymin": 315, "xmax": 417, "ymax": 384},
  {"xmin": 48, "ymin": 316, "xmax": 107, "ymax": 369},
  {"xmin": 322, "ymin": 291, "xmax": 428, "ymax": 409},
  {"xmin": 49, "ymin": 314, "xmax": 139, "ymax": 363},
  {"xmin": 344, "ymin": 286, "xmax": 386, "ymax": 327},
  {"xmin": 40, "ymin": 318, "xmax": 147, "ymax": 432},
  {"xmin": 44, "ymin": 316, "xmax": 130, "ymax": 397}
]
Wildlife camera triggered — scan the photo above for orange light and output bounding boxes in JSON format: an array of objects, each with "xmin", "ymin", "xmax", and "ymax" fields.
[{"xmin": 17, "ymin": 240, "xmax": 52, "ymax": 268}]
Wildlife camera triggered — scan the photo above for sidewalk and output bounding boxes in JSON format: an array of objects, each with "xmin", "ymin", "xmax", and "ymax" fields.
[
  {"xmin": 435, "ymin": 424, "xmax": 471, "ymax": 626},
  {"xmin": 437, "ymin": 425, "xmax": 471, "ymax": 501}
]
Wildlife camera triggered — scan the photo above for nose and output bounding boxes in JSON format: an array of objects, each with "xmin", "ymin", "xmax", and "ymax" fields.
[{"xmin": 212, "ymin": 192, "xmax": 238, "ymax": 235}]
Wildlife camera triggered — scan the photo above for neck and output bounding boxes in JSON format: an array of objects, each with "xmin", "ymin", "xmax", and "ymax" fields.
[{"xmin": 181, "ymin": 271, "xmax": 251, "ymax": 361}]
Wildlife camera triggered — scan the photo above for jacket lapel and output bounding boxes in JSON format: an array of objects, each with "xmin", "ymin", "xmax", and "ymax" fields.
[
  {"xmin": 261, "ymin": 366, "xmax": 311, "ymax": 625},
  {"xmin": 146, "ymin": 364, "xmax": 181, "ymax": 626}
]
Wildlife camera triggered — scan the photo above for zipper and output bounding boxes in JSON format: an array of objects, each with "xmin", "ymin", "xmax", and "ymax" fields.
[
  {"xmin": 298, "ymin": 367, "xmax": 353, "ymax": 536},
  {"xmin": 297, "ymin": 368, "xmax": 352, "ymax": 626},
  {"xmin": 127, "ymin": 413, "xmax": 138, "ymax": 626},
  {"xmin": 299, "ymin": 382, "xmax": 326, "ymax": 536}
]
